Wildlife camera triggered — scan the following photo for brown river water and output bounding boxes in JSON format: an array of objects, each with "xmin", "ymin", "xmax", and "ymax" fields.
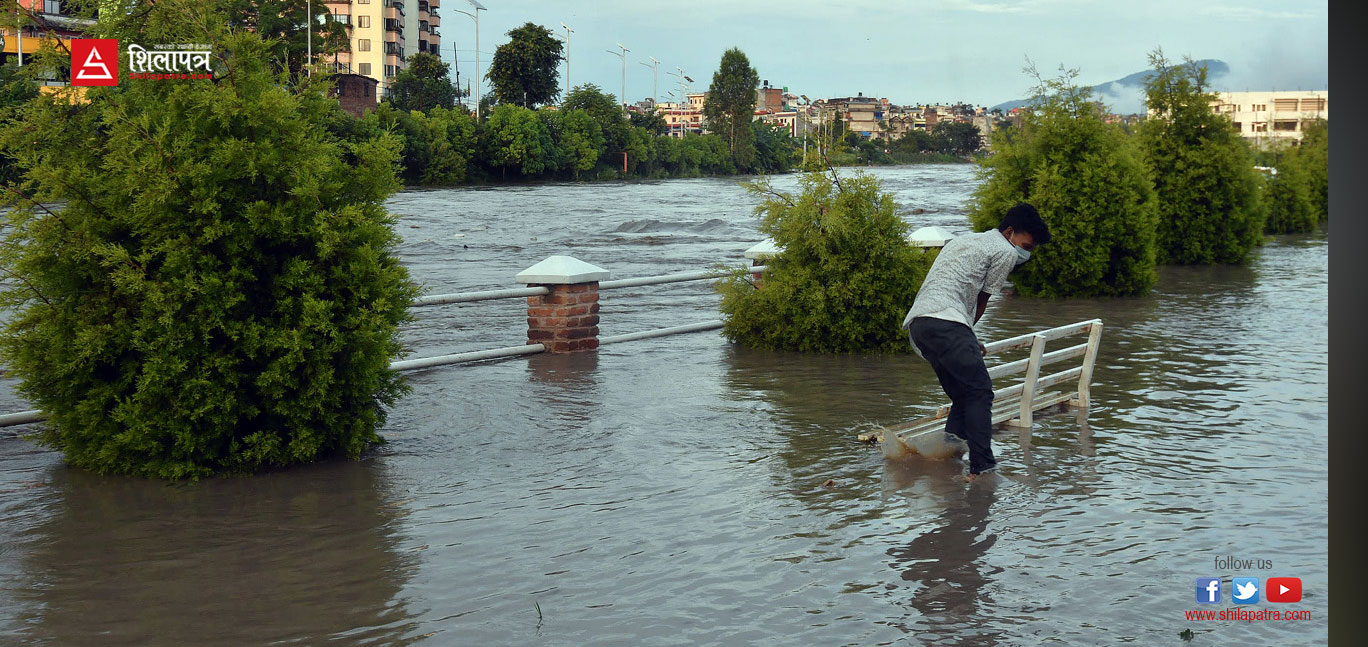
[{"xmin": 0, "ymin": 165, "xmax": 1328, "ymax": 645}]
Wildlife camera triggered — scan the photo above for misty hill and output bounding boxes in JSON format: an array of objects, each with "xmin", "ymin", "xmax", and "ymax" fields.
[{"xmin": 991, "ymin": 59, "xmax": 1230, "ymax": 115}]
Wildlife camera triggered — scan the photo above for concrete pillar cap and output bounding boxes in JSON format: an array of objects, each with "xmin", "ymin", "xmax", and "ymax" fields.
[
  {"xmin": 515, "ymin": 255, "xmax": 612, "ymax": 284},
  {"xmin": 744, "ymin": 238, "xmax": 782, "ymax": 260},
  {"xmin": 908, "ymin": 226, "xmax": 955, "ymax": 248}
]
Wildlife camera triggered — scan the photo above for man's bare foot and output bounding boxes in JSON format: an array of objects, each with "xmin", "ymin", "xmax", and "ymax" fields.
[{"xmin": 961, "ymin": 473, "xmax": 980, "ymax": 483}]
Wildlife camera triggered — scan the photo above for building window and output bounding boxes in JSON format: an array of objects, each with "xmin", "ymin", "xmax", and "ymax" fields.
[
  {"xmin": 385, "ymin": 65, "xmax": 398, "ymax": 77},
  {"xmin": 1231, "ymin": 122, "xmax": 1242, "ymax": 131},
  {"xmin": 358, "ymin": 0, "xmax": 369, "ymax": 3},
  {"xmin": 358, "ymin": 15, "xmax": 370, "ymax": 28},
  {"xmin": 1300, "ymin": 98, "xmax": 1326, "ymax": 111},
  {"xmin": 1273, "ymin": 98, "xmax": 1299, "ymax": 111},
  {"xmin": 43, "ymin": 0, "xmax": 63, "ymax": 14},
  {"xmin": 364, "ymin": 84, "xmax": 371, "ymax": 97},
  {"xmin": 1273, "ymin": 120, "xmax": 1298, "ymax": 131},
  {"xmin": 358, "ymin": 62, "xmax": 371, "ymax": 76},
  {"xmin": 1252, "ymin": 103, "xmax": 1267, "ymax": 112},
  {"xmin": 1252, "ymin": 122, "xmax": 1268, "ymax": 132},
  {"xmin": 358, "ymin": 39, "xmax": 371, "ymax": 52}
]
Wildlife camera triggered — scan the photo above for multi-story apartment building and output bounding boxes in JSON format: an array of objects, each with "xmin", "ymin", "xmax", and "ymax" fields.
[
  {"xmin": 1208, "ymin": 90, "xmax": 1328, "ymax": 147},
  {"xmin": 322, "ymin": 0, "xmax": 441, "ymax": 98}
]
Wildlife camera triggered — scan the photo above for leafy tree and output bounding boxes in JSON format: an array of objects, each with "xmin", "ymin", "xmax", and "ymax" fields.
[
  {"xmin": 482, "ymin": 103, "xmax": 554, "ymax": 178},
  {"xmin": 563, "ymin": 83, "xmax": 628, "ymax": 165},
  {"xmin": 1262, "ymin": 149, "xmax": 1316, "ymax": 233},
  {"xmin": 629, "ymin": 109, "xmax": 668, "ymax": 136},
  {"xmin": 221, "ymin": 0, "xmax": 348, "ymax": 83},
  {"xmin": 715, "ymin": 169, "xmax": 934, "ymax": 352},
  {"xmin": 0, "ymin": 6, "xmax": 417, "ymax": 478},
  {"xmin": 1138, "ymin": 50, "xmax": 1264, "ymax": 264},
  {"xmin": 0, "ymin": 63, "xmax": 38, "ymax": 188},
  {"xmin": 386, "ymin": 52, "xmax": 459, "ymax": 113},
  {"xmin": 932, "ymin": 121, "xmax": 982, "ymax": 155},
  {"xmin": 751, "ymin": 120, "xmax": 796, "ymax": 173},
  {"xmin": 486, "ymin": 22, "xmax": 563, "ymax": 108},
  {"xmin": 1299, "ymin": 118, "xmax": 1328, "ymax": 221},
  {"xmin": 967, "ymin": 64, "xmax": 1159, "ymax": 297},
  {"xmin": 702, "ymin": 48, "xmax": 760, "ymax": 171},
  {"xmin": 546, "ymin": 108, "xmax": 603, "ymax": 178}
]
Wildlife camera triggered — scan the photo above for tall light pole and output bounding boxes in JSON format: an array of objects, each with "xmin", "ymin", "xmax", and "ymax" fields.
[
  {"xmin": 451, "ymin": 0, "xmax": 486, "ymax": 120},
  {"xmin": 560, "ymin": 22, "xmax": 573, "ymax": 101},
  {"xmin": 639, "ymin": 56, "xmax": 659, "ymax": 107},
  {"xmin": 607, "ymin": 42, "xmax": 629, "ymax": 111}
]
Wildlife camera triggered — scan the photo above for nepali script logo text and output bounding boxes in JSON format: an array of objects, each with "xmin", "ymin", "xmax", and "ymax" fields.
[{"xmin": 126, "ymin": 44, "xmax": 215, "ymax": 81}]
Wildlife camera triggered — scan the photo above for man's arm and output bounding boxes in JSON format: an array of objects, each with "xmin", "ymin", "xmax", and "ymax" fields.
[{"xmin": 974, "ymin": 291, "xmax": 991, "ymax": 324}]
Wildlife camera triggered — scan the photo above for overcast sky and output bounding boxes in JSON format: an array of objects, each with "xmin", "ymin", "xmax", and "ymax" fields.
[{"xmin": 436, "ymin": 0, "xmax": 1328, "ymax": 112}]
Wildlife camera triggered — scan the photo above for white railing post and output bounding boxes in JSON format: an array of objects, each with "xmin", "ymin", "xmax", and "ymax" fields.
[
  {"xmin": 1006, "ymin": 334, "xmax": 1047, "ymax": 429},
  {"xmin": 1071, "ymin": 320, "xmax": 1104, "ymax": 409}
]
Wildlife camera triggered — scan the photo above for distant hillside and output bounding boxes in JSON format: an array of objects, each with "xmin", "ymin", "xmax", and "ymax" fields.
[{"xmin": 991, "ymin": 59, "xmax": 1231, "ymax": 115}]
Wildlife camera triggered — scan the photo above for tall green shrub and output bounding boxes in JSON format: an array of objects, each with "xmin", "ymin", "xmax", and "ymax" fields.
[
  {"xmin": 1299, "ymin": 119, "xmax": 1329, "ymax": 221},
  {"xmin": 716, "ymin": 170, "xmax": 933, "ymax": 353},
  {"xmin": 1138, "ymin": 51, "xmax": 1264, "ymax": 264},
  {"xmin": 0, "ymin": 13, "xmax": 417, "ymax": 478},
  {"xmin": 1263, "ymin": 151, "xmax": 1316, "ymax": 234},
  {"xmin": 967, "ymin": 66, "xmax": 1159, "ymax": 297}
]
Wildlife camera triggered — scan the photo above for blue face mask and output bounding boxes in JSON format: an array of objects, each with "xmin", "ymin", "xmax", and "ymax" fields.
[{"xmin": 1014, "ymin": 244, "xmax": 1031, "ymax": 265}]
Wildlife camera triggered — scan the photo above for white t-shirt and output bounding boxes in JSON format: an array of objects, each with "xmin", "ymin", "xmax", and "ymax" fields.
[{"xmin": 902, "ymin": 230, "xmax": 1018, "ymax": 354}]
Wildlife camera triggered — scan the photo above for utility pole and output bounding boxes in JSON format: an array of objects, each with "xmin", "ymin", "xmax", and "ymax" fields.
[
  {"xmin": 606, "ymin": 42, "xmax": 629, "ymax": 112},
  {"xmin": 306, "ymin": 0, "xmax": 312, "ymax": 78},
  {"xmin": 451, "ymin": 1, "xmax": 486, "ymax": 119},
  {"xmin": 560, "ymin": 22, "xmax": 573, "ymax": 101},
  {"xmin": 639, "ymin": 56, "xmax": 659, "ymax": 107}
]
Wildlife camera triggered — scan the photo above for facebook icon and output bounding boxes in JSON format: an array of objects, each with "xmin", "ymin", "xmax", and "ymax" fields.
[{"xmin": 1195, "ymin": 577, "xmax": 1222, "ymax": 604}]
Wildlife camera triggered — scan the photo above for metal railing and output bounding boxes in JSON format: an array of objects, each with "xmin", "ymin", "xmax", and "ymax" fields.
[{"xmin": 881, "ymin": 319, "xmax": 1104, "ymax": 453}]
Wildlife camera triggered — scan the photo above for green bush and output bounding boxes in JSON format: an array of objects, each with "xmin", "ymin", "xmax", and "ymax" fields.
[
  {"xmin": 1299, "ymin": 119, "xmax": 1328, "ymax": 221},
  {"xmin": 1138, "ymin": 52, "xmax": 1264, "ymax": 264},
  {"xmin": 1263, "ymin": 151, "xmax": 1316, "ymax": 234},
  {"xmin": 716, "ymin": 170, "xmax": 934, "ymax": 353},
  {"xmin": 0, "ymin": 19, "xmax": 417, "ymax": 478},
  {"xmin": 967, "ymin": 66, "xmax": 1159, "ymax": 297}
]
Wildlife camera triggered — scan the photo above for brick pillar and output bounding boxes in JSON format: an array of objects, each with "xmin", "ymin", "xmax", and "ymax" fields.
[
  {"xmin": 750, "ymin": 259, "xmax": 765, "ymax": 288},
  {"xmin": 745, "ymin": 238, "xmax": 780, "ymax": 290},
  {"xmin": 527, "ymin": 283, "xmax": 601, "ymax": 352},
  {"xmin": 515, "ymin": 255, "xmax": 612, "ymax": 354}
]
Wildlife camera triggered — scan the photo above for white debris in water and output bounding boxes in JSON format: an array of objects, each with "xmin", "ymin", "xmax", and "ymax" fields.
[{"xmin": 880, "ymin": 426, "xmax": 968, "ymax": 461}]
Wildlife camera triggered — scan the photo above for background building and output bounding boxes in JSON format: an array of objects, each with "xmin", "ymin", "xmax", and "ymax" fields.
[
  {"xmin": 1209, "ymin": 90, "xmax": 1328, "ymax": 147},
  {"xmin": 323, "ymin": 0, "xmax": 441, "ymax": 98}
]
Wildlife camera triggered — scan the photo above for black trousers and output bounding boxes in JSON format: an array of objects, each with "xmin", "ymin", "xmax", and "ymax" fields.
[{"xmin": 908, "ymin": 316, "xmax": 997, "ymax": 474}]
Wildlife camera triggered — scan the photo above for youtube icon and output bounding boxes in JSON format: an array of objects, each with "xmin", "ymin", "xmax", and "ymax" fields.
[{"xmin": 1265, "ymin": 577, "xmax": 1302, "ymax": 603}]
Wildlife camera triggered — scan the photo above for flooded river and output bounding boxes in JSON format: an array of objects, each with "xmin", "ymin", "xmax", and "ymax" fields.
[{"xmin": 0, "ymin": 165, "xmax": 1328, "ymax": 645}]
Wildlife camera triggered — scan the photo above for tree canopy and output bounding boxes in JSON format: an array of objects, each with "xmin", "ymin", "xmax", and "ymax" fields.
[
  {"xmin": 386, "ymin": 52, "xmax": 459, "ymax": 113},
  {"xmin": 486, "ymin": 22, "xmax": 563, "ymax": 108},
  {"xmin": 702, "ymin": 48, "xmax": 760, "ymax": 171}
]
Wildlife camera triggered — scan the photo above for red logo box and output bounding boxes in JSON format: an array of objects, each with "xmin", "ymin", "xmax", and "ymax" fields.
[
  {"xmin": 71, "ymin": 39, "xmax": 119, "ymax": 86},
  {"xmin": 1266, "ymin": 577, "xmax": 1302, "ymax": 603}
]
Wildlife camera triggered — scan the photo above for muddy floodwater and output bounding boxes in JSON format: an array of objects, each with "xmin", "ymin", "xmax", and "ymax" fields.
[{"xmin": 0, "ymin": 166, "xmax": 1328, "ymax": 645}]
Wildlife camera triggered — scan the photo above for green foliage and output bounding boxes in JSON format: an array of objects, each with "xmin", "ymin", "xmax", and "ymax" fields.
[
  {"xmin": 1299, "ymin": 119, "xmax": 1328, "ymax": 221},
  {"xmin": 487, "ymin": 22, "xmax": 563, "ymax": 108},
  {"xmin": 1262, "ymin": 151, "xmax": 1316, "ymax": 234},
  {"xmin": 548, "ymin": 108, "xmax": 604, "ymax": 177},
  {"xmin": 563, "ymin": 83, "xmax": 628, "ymax": 164},
  {"xmin": 967, "ymin": 64, "xmax": 1158, "ymax": 297},
  {"xmin": 0, "ymin": 12, "xmax": 416, "ymax": 478},
  {"xmin": 221, "ymin": 0, "xmax": 348, "ymax": 82},
  {"xmin": 1137, "ymin": 50, "xmax": 1264, "ymax": 264},
  {"xmin": 703, "ymin": 48, "xmax": 760, "ymax": 171},
  {"xmin": 482, "ymin": 104, "xmax": 554, "ymax": 177},
  {"xmin": 0, "ymin": 63, "xmax": 38, "ymax": 188},
  {"xmin": 751, "ymin": 120, "xmax": 796, "ymax": 173},
  {"xmin": 386, "ymin": 52, "xmax": 459, "ymax": 113},
  {"xmin": 716, "ymin": 170, "xmax": 933, "ymax": 353},
  {"xmin": 931, "ymin": 121, "xmax": 982, "ymax": 155},
  {"xmin": 629, "ymin": 109, "xmax": 668, "ymax": 136}
]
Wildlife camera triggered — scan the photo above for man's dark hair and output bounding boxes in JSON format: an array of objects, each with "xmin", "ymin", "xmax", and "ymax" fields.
[{"xmin": 997, "ymin": 202, "xmax": 1051, "ymax": 245}]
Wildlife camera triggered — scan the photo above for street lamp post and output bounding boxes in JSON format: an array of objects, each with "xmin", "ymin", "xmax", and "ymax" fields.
[
  {"xmin": 560, "ymin": 22, "xmax": 573, "ymax": 101},
  {"xmin": 606, "ymin": 42, "xmax": 629, "ymax": 111},
  {"xmin": 450, "ymin": 0, "xmax": 486, "ymax": 120},
  {"xmin": 639, "ymin": 56, "xmax": 659, "ymax": 107}
]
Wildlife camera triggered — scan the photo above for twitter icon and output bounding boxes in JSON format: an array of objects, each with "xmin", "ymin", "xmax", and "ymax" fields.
[{"xmin": 1232, "ymin": 577, "xmax": 1260, "ymax": 605}]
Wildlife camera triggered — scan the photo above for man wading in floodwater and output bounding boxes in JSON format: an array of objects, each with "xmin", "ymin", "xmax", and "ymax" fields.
[{"xmin": 902, "ymin": 202, "xmax": 1051, "ymax": 483}]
